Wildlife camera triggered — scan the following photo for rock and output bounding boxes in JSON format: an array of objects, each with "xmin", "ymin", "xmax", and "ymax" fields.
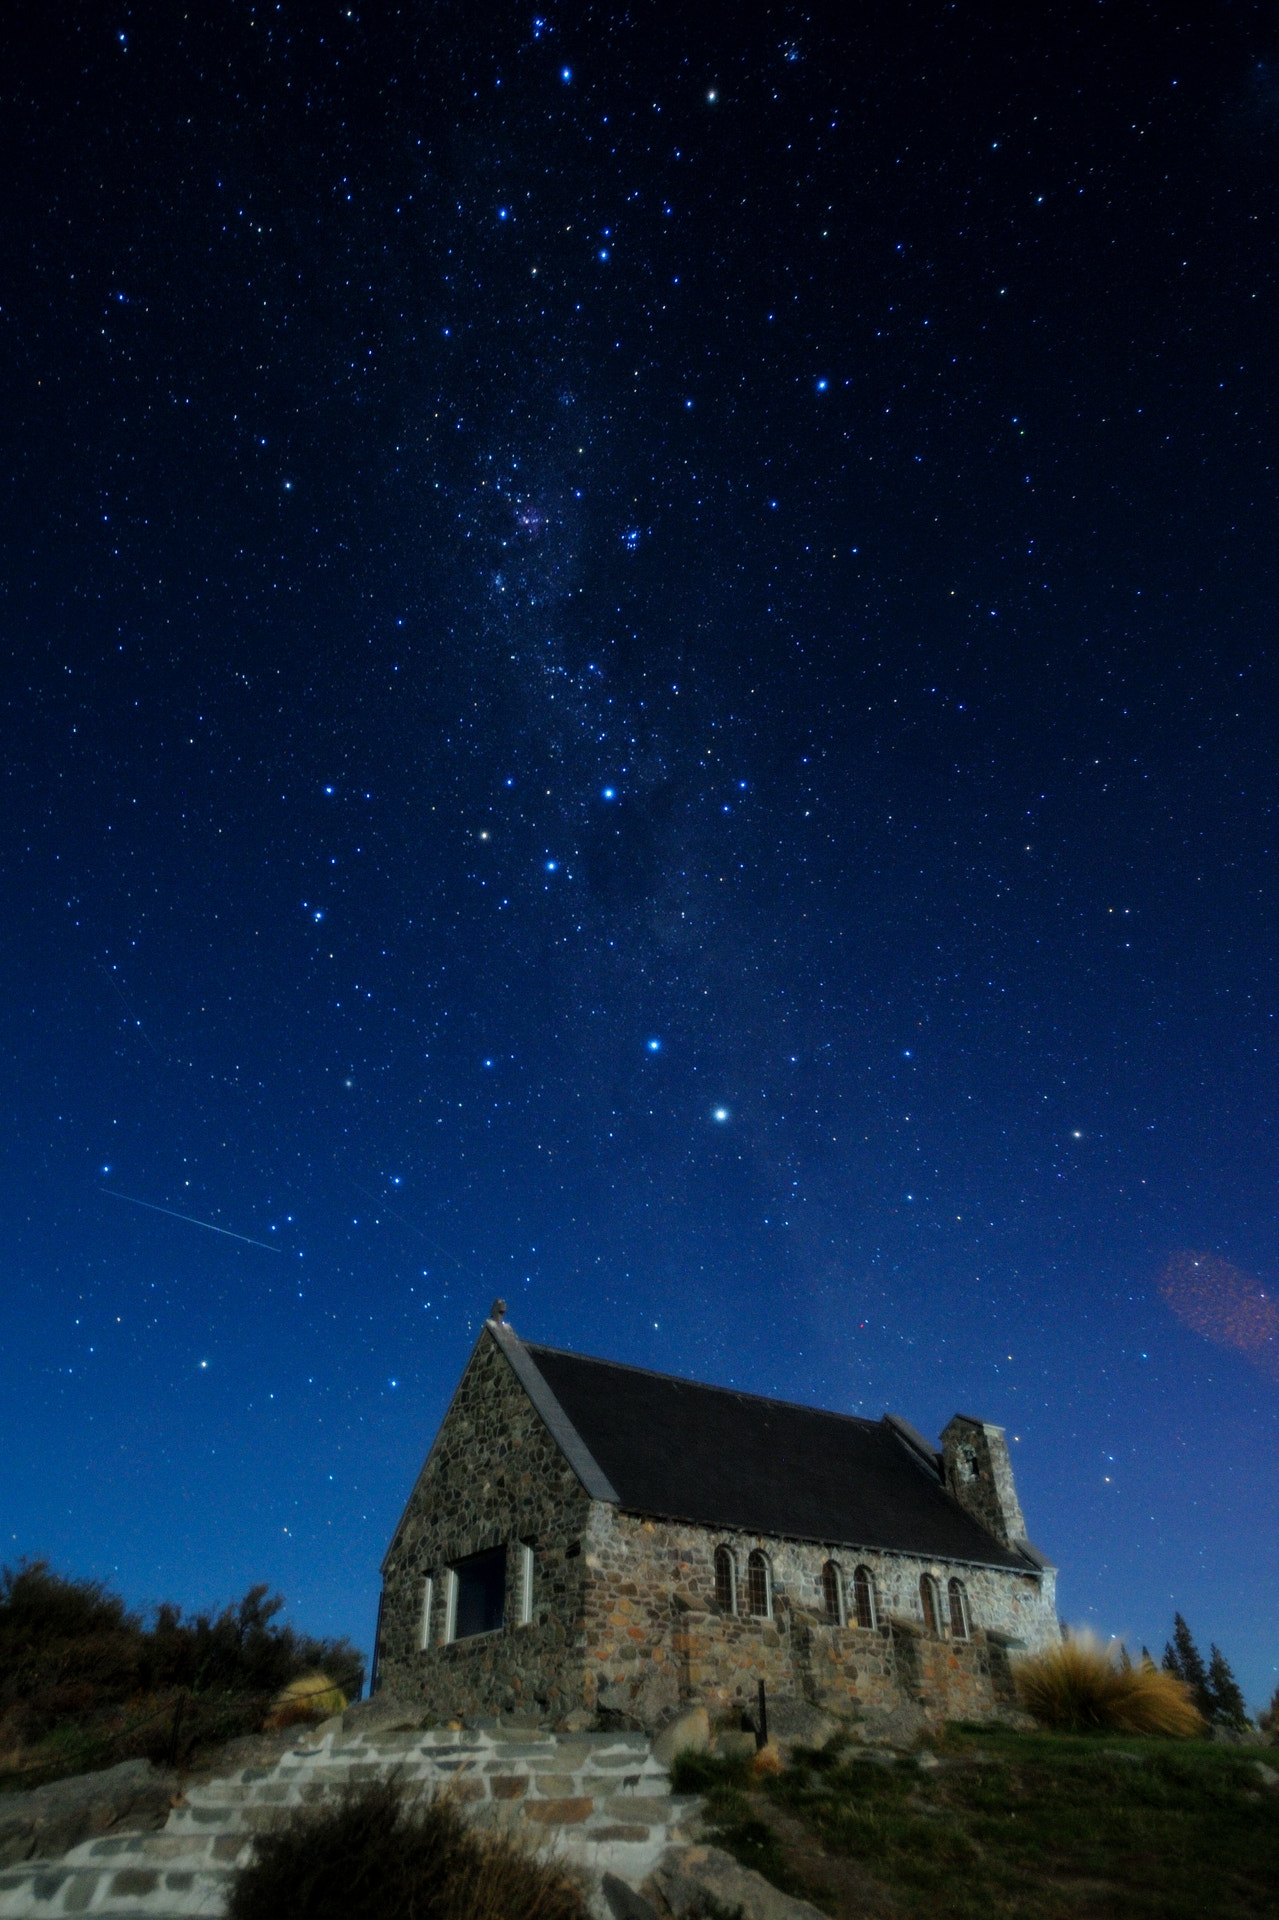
[
  {"xmin": 0, "ymin": 1759, "xmax": 173, "ymax": 1866},
  {"xmin": 602, "ymin": 1870, "xmax": 665, "ymax": 1920},
  {"xmin": 647, "ymin": 1843, "xmax": 827, "ymax": 1920},
  {"xmin": 341, "ymin": 1694, "xmax": 432, "ymax": 1735},
  {"xmin": 763, "ymin": 1702, "xmax": 838, "ymax": 1752},
  {"xmin": 652, "ymin": 1707, "xmax": 710, "ymax": 1768},
  {"xmin": 1252, "ymin": 1761, "xmax": 1279, "ymax": 1788},
  {"xmin": 713, "ymin": 1729, "xmax": 757, "ymax": 1762}
]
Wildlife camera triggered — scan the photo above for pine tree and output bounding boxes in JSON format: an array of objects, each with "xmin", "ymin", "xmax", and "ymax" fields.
[
  {"xmin": 1207, "ymin": 1645, "xmax": 1250, "ymax": 1731},
  {"xmin": 1259, "ymin": 1686, "xmax": 1279, "ymax": 1738},
  {"xmin": 1163, "ymin": 1614, "xmax": 1213, "ymax": 1720}
]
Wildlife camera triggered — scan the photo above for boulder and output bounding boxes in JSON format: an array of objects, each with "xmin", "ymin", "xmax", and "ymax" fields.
[
  {"xmin": 646, "ymin": 1843, "xmax": 828, "ymax": 1920},
  {"xmin": 651, "ymin": 1707, "xmax": 710, "ymax": 1768},
  {"xmin": 0, "ymin": 1759, "xmax": 173, "ymax": 1866},
  {"xmin": 341, "ymin": 1694, "xmax": 432, "ymax": 1735}
]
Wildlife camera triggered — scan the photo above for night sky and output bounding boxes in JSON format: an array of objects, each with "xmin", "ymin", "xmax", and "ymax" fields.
[{"xmin": 4, "ymin": 5, "xmax": 1279, "ymax": 1706}]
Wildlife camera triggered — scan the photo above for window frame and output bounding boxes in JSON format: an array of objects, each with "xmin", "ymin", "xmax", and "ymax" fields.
[
  {"xmin": 919, "ymin": 1573, "xmax": 941, "ymax": 1636},
  {"xmin": 822, "ymin": 1559, "xmax": 845, "ymax": 1626},
  {"xmin": 714, "ymin": 1543, "xmax": 738, "ymax": 1615},
  {"xmin": 446, "ymin": 1544, "xmax": 507, "ymax": 1643},
  {"xmin": 418, "ymin": 1574, "xmax": 435, "ymax": 1652},
  {"xmin": 442, "ymin": 1567, "xmax": 459, "ymax": 1645},
  {"xmin": 852, "ymin": 1565, "xmax": 877, "ymax": 1630},
  {"xmin": 518, "ymin": 1542, "xmax": 535, "ymax": 1627},
  {"xmin": 747, "ymin": 1549, "xmax": 773, "ymax": 1620},
  {"xmin": 947, "ymin": 1576, "xmax": 970, "ymax": 1640}
]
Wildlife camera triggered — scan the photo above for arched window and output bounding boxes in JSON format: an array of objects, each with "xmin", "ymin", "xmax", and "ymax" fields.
[
  {"xmin": 919, "ymin": 1573, "xmax": 941, "ymax": 1636},
  {"xmin": 853, "ymin": 1565, "xmax": 877, "ymax": 1630},
  {"xmin": 747, "ymin": 1550, "xmax": 772, "ymax": 1619},
  {"xmin": 714, "ymin": 1544, "xmax": 737, "ymax": 1614},
  {"xmin": 948, "ymin": 1577, "xmax": 969, "ymax": 1640},
  {"xmin": 822, "ymin": 1560, "xmax": 845, "ymax": 1625}
]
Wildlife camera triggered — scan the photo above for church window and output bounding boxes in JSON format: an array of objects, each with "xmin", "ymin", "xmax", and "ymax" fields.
[
  {"xmin": 822, "ymin": 1560, "xmax": 845, "ymax": 1624},
  {"xmin": 714, "ymin": 1544, "xmax": 737, "ymax": 1613},
  {"xmin": 518, "ymin": 1543, "xmax": 535, "ymax": 1627},
  {"xmin": 853, "ymin": 1565, "xmax": 877, "ymax": 1630},
  {"xmin": 747, "ymin": 1550, "xmax": 773, "ymax": 1619},
  {"xmin": 418, "ymin": 1575, "xmax": 434, "ymax": 1651},
  {"xmin": 448, "ymin": 1545, "xmax": 507, "ymax": 1641},
  {"xmin": 948, "ymin": 1577, "xmax": 969, "ymax": 1640},
  {"xmin": 920, "ymin": 1574, "xmax": 941, "ymax": 1635}
]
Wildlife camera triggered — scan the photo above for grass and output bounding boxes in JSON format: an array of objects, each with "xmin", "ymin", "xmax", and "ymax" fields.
[
  {"xmin": 672, "ymin": 1727, "xmax": 1279, "ymax": 1919},
  {"xmin": 1014, "ymin": 1634, "xmax": 1205, "ymax": 1736},
  {"xmin": 227, "ymin": 1776, "xmax": 588, "ymax": 1920}
]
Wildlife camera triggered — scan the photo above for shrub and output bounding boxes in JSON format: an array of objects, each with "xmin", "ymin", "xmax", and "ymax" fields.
[
  {"xmin": 1015, "ymin": 1632, "xmax": 1205, "ymax": 1736},
  {"xmin": 226, "ymin": 1776, "xmax": 587, "ymax": 1920},
  {"xmin": 0, "ymin": 1562, "xmax": 365, "ymax": 1783},
  {"xmin": 263, "ymin": 1673, "xmax": 348, "ymax": 1731}
]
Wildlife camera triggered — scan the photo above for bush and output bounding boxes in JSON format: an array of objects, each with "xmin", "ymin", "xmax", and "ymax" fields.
[
  {"xmin": 227, "ymin": 1777, "xmax": 587, "ymax": 1920},
  {"xmin": 263, "ymin": 1673, "xmax": 348, "ymax": 1731},
  {"xmin": 1015, "ymin": 1632, "xmax": 1205, "ymax": 1737},
  {"xmin": 0, "ymin": 1562, "xmax": 364, "ymax": 1784}
]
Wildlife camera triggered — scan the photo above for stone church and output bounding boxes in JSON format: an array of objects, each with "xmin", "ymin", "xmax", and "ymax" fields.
[{"xmin": 374, "ymin": 1307, "xmax": 1059, "ymax": 1735}]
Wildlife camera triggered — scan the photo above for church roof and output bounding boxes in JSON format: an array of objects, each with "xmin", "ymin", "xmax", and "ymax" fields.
[{"xmin": 503, "ymin": 1328, "xmax": 1033, "ymax": 1573}]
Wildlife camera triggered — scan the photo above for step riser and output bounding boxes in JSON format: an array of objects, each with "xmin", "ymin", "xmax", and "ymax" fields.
[{"xmin": 0, "ymin": 1730, "xmax": 691, "ymax": 1919}]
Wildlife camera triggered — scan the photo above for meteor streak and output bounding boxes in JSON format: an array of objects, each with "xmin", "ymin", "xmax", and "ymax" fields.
[{"xmin": 100, "ymin": 1188, "xmax": 284, "ymax": 1252}]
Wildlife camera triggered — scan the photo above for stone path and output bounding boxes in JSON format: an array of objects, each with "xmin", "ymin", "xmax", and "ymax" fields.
[{"xmin": 0, "ymin": 1726, "xmax": 698, "ymax": 1920}]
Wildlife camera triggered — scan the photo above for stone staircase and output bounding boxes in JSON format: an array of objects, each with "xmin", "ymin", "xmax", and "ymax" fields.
[{"xmin": 0, "ymin": 1726, "xmax": 698, "ymax": 1920}]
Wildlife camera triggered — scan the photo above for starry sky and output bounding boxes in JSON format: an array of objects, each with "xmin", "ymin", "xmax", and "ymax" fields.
[{"xmin": 4, "ymin": 4, "xmax": 1279, "ymax": 1705}]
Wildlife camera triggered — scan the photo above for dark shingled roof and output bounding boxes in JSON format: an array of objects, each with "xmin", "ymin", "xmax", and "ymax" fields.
[{"xmin": 524, "ymin": 1342, "xmax": 1031, "ymax": 1572}]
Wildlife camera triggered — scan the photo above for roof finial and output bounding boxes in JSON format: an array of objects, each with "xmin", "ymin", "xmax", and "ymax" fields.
[{"xmin": 490, "ymin": 1297, "xmax": 508, "ymax": 1323}]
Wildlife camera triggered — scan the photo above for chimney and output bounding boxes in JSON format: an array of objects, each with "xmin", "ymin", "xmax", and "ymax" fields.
[{"xmin": 940, "ymin": 1414, "xmax": 1027, "ymax": 1548}]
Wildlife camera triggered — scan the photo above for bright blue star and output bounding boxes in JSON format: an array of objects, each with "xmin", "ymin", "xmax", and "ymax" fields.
[
  {"xmin": 602, "ymin": 786, "xmax": 616, "ymax": 800},
  {"xmin": 712, "ymin": 1106, "xmax": 730, "ymax": 1123},
  {"xmin": 561, "ymin": 66, "xmax": 572, "ymax": 81},
  {"xmin": 646, "ymin": 1038, "xmax": 662, "ymax": 1053},
  {"xmin": 816, "ymin": 378, "xmax": 828, "ymax": 392},
  {"xmin": 545, "ymin": 859, "xmax": 558, "ymax": 872}
]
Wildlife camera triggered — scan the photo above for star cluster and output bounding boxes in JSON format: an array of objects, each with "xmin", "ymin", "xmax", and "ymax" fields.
[{"xmin": 2, "ymin": 4, "xmax": 1278, "ymax": 1702}]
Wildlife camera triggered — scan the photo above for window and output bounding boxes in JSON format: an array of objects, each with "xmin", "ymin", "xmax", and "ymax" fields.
[
  {"xmin": 822, "ymin": 1560, "xmax": 845, "ymax": 1625},
  {"xmin": 919, "ymin": 1574, "xmax": 940, "ymax": 1636},
  {"xmin": 418, "ymin": 1575, "xmax": 434, "ymax": 1652},
  {"xmin": 853, "ymin": 1565, "xmax": 877, "ymax": 1630},
  {"xmin": 518, "ymin": 1543, "xmax": 535, "ymax": 1627},
  {"xmin": 714, "ymin": 1544, "xmax": 737, "ymax": 1614},
  {"xmin": 448, "ymin": 1545, "xmax": 507, "ymax": 1641},
  {"xmin": 948, "ymin": 1577, "xmax": 969, "ymax": 1640},
  {"xmin": 747, "ymin": 1550, "xmax": 773, "ymax": 1619}
]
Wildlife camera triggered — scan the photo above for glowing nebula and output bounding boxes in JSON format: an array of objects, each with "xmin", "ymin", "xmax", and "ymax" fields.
[{"xmin": 1158, "ymin": 1251, "xmax": 1279, "ymax": 1377}]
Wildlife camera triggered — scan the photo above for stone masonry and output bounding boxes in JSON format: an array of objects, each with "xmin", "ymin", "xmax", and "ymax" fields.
[
  {"xmin": 378, "ymin": 1321, "xmax": 1060, "ymax": 1733},
  {"xmin": 0, "ymin": 1723, "xmax": 694, "ymax": 1920},
  {"xmin": 379, "ymin": 1328, "xmax": 596, "ymax": 1724}
]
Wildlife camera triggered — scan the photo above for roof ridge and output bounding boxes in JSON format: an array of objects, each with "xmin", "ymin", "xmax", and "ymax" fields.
[{"xmin": 523, "ymin": 1339, "xmax": 890, "ymax": 1436}]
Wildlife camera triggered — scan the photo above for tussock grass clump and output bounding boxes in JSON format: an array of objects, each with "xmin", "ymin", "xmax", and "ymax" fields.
[
  {"xmin": 227, "ymin": 1777, "xmax": 588, "ymax": 1920},
  {"xmin": 1015, "ymin": 1632, "xmax": 1204, "ymax": 1736},
  {"xmin": 263, "ymin": 1672, "xmax": 347, "ymax": 1730}
]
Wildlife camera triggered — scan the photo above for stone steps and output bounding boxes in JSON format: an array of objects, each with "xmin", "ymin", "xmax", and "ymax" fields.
[{"xmin": 0, "ymin": 1728, "xmax": 697, "ymax": 1920}]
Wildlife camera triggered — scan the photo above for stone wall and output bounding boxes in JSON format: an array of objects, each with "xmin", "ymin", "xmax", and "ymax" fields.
[
  {"xmin": 377, "ymin": 1328, "xmax": 594, "ymax": 1723},
  {"xmin": 378, "ymin": 1331, "xmax": 1058, "ymax": 1733},
  {"xmin": 581, "ymin": 1504, "xmax": 1056, "ymax": 1731}
]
